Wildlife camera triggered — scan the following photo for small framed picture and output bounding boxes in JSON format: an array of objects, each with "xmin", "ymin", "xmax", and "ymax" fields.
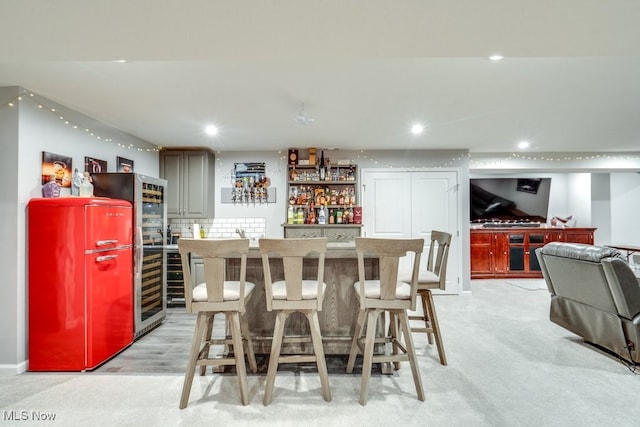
[
  {"xmin": 516, "ymin": 178, "xmax": 542, "ymax": 194},
  {"xmin": 42, "ymin": 151, "xmax": 72, "ymax": 187},
  {"xmin": 85, "ymin": 157, "xmax": 107, "ymax": 173},
  {"xmin": 116, "ymin": 156, "xmax": 134, "ymax": 173}
]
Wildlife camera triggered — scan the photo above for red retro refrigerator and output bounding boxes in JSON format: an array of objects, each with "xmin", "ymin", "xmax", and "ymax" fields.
[{"xmin": 27, "ymin": 197, "xmax": 134, "ymax": 371}]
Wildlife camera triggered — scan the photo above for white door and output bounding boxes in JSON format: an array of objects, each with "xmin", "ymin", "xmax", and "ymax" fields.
[{"xmin": 362, "ymin": 169, "xmax": 460, "ymax": 294}]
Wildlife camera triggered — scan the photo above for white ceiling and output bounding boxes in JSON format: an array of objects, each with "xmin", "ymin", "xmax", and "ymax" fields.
[{"xmin": 2, "ymin": 0, "xmax": 640, "ymax": 153}]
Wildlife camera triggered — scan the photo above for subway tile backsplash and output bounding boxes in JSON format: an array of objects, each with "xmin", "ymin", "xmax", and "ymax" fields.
[{"xmin": 169, "ymin": 218, "xmax": 266, "ymax": 240}]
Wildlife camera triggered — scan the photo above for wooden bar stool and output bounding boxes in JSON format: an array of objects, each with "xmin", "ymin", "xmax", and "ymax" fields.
[
  {"xmin": 177, "ymin": 238, "xmax": 258, "ymax": 408},
  {"xmin": 400, "ymin": 230, "xmax": 451, "ymax": 366},
  {"xmin": 346, "ymin": 237, "xmax": 425, "ymax": 405},
  {"xmin": 258, "ymin": 237, "xmax": 331, "ymax": 406}
]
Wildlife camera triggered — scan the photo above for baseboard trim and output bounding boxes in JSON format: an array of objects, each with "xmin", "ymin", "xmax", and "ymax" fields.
[{"xmin": 0, "ymin": 361, "xmax": 27, "ymax": 375}]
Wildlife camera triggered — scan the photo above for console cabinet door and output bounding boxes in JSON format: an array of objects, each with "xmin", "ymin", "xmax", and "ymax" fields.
[
  {"xmin": 564, "ymin": 229, "xmax": 594, "ymax": 244},
  {"xmin": 470, "ymin": 232, "xmax": 493, "ymax": 276}
]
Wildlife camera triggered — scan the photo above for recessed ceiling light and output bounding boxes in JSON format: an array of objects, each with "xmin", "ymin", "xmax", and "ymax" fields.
[
  {"xmin": 489, "ymin": 54, "xmax": 504, "ymax": 61},
  {"xmin": 205, "ymin": 125, "xmax": 219, "ymax": 136},
  {"xmin": 411, "ymin": 124, "xmax": 424, "ymax": 135},
  {"xmin": 518, "ymin": 140, "xmax": 530, "ymax": 149}
]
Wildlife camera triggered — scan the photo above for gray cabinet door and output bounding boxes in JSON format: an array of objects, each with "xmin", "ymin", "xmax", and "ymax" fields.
[
  {"xmin": 160, "ymin": 151, "xmax": 184, "ymax": 218},
  {"xmin": 183, "ymin": 151, "xmax": 211, "ymax": 218},
  {"xmin": 160, "ymin": 150, "xmax": 214, "ymax": 219}
]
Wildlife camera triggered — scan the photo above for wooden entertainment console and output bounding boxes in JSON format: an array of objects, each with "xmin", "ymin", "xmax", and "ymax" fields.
[{"xmin": 470, "ymin": 226, "xmax": 596, "ymax": 279}]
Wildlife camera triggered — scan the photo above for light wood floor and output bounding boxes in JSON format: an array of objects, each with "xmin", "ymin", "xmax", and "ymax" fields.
[{"xmin": 97, "ymin": 308, "xmax": 360, "ymax": 375}]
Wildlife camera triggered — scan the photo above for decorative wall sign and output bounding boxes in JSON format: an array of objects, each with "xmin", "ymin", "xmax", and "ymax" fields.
[
  {"xmin": 41, "ymin": 151, "xmax": 72, "ymax": 187},
  {"xmin": 226, "ymin": 162, "xmax": 272, "ymax": 204},
  {"xmin": 116, "ymin": 156, "xmax": 134, "ymax": 172},
  {"xmin": 84, "ymin": 157, "xmax": 107, "ymax": 173}
]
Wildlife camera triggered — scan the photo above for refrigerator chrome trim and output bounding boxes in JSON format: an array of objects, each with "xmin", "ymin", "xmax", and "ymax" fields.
[
  {"xmin": 84, "ymin": 244, "xmax": 133, "ymax": 255},
  {"xmin": 90, "ymin": 172, "xmax": 168, "ymax": 340}
]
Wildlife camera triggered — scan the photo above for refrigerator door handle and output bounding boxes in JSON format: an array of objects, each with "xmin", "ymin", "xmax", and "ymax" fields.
[
  {"xmin": 135, "ymin": 226, "xmax": 143, "ymax": 278},
  {"xmin": 96, "ymin": 239, "xmax": 119, "ymax": 246},
  {"xmin": 96, "ymin": 254, "xmax": 118, "ymax": 262}
]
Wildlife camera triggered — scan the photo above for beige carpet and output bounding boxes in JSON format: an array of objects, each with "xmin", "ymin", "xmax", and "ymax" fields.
[{"xmin": 3, "ymin": 280, "xmax": 640, "ymax": 426}]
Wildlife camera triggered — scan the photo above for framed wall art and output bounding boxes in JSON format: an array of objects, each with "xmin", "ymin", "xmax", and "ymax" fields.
[
  {"xmin": 41, "ymin": 151, "xmax": 72, "ymax": 187},
  {"xmin": 516, "ymin": 178, "xmax": 542, "ymax": 194},
  {"xmin": 116, "ymin": 156, "xmax": 134, "ymax": 172},
  {"xmin": 84, "ymin": 157, "xmax": 107, "ymax": 173}
]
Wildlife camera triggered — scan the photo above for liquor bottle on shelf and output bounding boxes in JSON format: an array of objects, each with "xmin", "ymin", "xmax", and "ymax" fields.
[
  {"xmin": 308, "ymin": 202, "xmax": 316, "ymax": 224},
  {"xmin": 287, "ymin": 205, "xmax": 294, "ymax": 224},
  {"xmin": 329, "ymin": 209, "xmax": 335, "ymax": 224},
  {"xmin": 318, "ymin": 203, "xmax": 326, "ymax": 225},
  {"xmin": 319, "ymin": 150, "xmax": 325, "ymax": 181},
  {"xmin": 324, "ymin": 156, "xmax": 331, "ymax": 181}
]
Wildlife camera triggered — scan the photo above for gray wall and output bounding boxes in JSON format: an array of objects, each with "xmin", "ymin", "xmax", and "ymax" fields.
[
  {"xmin": 1, "ymin": 87, "xmax": 159, "ymax": 374},
  {"xmin": 0, "ymin": 87, "xmax": 21, "ymax": 372}
]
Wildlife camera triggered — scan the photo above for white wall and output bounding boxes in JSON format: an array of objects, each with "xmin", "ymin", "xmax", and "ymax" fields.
[
  {"xmin": 591, "ymin": 174, "xmax": 611, "ymax": 245},
  {"xmin": 1, "ymin": 87, "xmax": 160, "ymax": 374},
  {"xmin": 214, "ymin": 149, "xmax": 470, "ymax": 238},
  {"xmin": 565, "ymin": 173, "xmax": 591, "ymax": 226},
  {"xmin": 610, "ymin": 173, "xmax": 640, "ymax": 245},
  {"xmin": 213, "ymin": 151, "xmax": 288, "ymax": 238}
]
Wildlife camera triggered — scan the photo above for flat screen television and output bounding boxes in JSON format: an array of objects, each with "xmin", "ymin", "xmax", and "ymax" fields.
[{"xmin": 470, "ymin": 178, "xmax": 552, "ymax": 223}]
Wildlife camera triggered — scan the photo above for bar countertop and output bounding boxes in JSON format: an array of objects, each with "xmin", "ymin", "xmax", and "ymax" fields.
[{"xmin": 164, "ymin": 240, "xmax": 357, "ymax": 258}]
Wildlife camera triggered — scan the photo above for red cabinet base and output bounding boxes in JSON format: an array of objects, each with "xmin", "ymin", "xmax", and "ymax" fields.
[{"xmin": 471, "ymin": 227, "xmax": 596, "ymax": 279}]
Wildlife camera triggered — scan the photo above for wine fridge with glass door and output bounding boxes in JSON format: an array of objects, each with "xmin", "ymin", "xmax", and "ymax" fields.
[{"xmin": 92, "ymin": 173, "xmax": 168, "ymax": 338}]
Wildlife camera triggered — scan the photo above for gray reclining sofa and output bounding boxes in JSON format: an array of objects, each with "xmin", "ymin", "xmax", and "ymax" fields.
[{"xmin": 536, "ymin": 242, "xmax": 640, "ymax": 363}]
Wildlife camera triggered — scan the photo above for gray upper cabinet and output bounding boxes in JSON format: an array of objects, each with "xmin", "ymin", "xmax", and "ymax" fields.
[{"xmin": 160, "ymin": 149, "xmax": 215, "ymax": 219}]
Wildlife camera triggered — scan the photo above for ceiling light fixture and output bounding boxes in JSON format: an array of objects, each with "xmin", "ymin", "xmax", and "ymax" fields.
[
  {"xmin": 411, "ymin": 124, "xmax": 424, "ymax": 135},
  {"xmin": 294, "ymin": 103, "xmax": 316, "ymax": 125},
  {"xmin": 489, "ymin": 54, "xmax": 504, "ymax": 61},
  {"xmin": 518, "ymin": 140, "xmax": 530, "ymax": 149},
  {"xmin": 205, "ymin": 124, "xmax": 219, "ymax": 136}
]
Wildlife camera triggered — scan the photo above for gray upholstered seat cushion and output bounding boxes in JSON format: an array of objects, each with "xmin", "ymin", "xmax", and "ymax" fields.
[
  {"xmin": 354, "ymin": 280, "xmax": 412, "ymax": 300},
  {"xmin": 398, "ymin": 270, "xmax": 438, "ymax": 284},
  {"xmin": 192, "ymin": 281, "xmax": 255, "ymax": 302},
  {"xmin": 271, "ymin": 279, "xmax": 327, "ymax": 300}
]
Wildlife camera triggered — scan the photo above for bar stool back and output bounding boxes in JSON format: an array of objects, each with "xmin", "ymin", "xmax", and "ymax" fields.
[
  {"xmin": 346, "ymin": 237, "xmax": 425, "ymax": 405},
  {"xmin": 258, "ymin": 237, "xmax": 331, "ymax": 405},
  {"xmin": 400, "ymin": 230, "xmax": 451, "ymax": 365},
  {"xmin": 177, "ymin": 238, "xmax": 257, "ymax": 408}
]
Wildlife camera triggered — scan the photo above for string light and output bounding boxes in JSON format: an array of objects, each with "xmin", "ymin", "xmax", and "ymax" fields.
[
  {"xmin": 2, "ymin": 90, "xmax": 160, "ymax": 152},
  {"xmin": 4, "ymin": 91, "xmax": 639, "ymax": 164},
  {"xmin": 470, "ymin": 152, "xmax": 640, "ymax": 167},
  {"xmin": 356, "ymin": 150, "xmax": 471, "ymax": 169}
]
